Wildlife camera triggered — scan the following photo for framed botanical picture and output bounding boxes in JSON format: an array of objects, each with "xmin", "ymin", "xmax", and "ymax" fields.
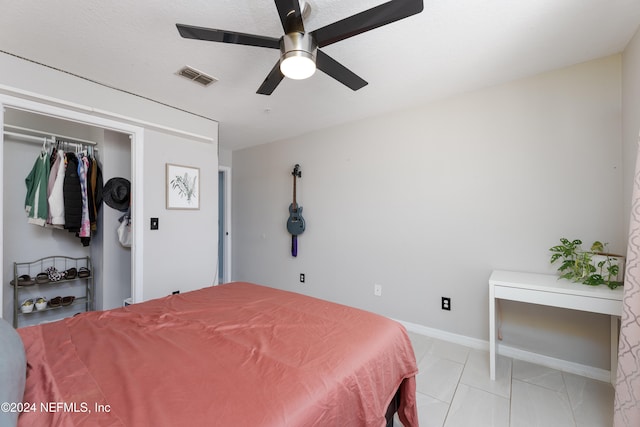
[{"xmin": 166, "ymin": 163, "xmax": 200, "ymax": 210}]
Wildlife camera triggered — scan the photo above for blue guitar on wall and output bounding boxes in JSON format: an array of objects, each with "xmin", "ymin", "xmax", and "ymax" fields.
[{"xmin": 287, "ymin": 164, "xmax": 305, "ymax": 257}]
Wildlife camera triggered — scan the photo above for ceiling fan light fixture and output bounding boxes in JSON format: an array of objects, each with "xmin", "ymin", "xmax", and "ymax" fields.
[
  {"xmin": 280, "ymin": 54, "xmax": 315, "ymax": 80},
  {"xmin": 280, "ymin": 32, "xmax": 317, "ymax": 80}
]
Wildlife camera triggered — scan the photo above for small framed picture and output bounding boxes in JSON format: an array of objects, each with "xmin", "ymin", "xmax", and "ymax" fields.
[{"xmin": 166, "ymin": 163, "xmax": 200, "ymax": 210}]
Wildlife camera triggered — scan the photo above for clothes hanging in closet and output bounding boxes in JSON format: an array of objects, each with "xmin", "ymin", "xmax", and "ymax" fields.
[
  {"xmin": 48, "ymin": 149, "xmax": 66, "ymax": 227},
  {"xmin": 23, "ymin": 141, "xmax": 103, "ymax": 246},
  {"xmin": 87, "ymin": 153, "xmax": 102, "ymax": 232},
  {"xmin": 24, "ymin": 149, "xmax": 50, "ymax": 226},
  {"xmin": 63, "ymin": 151, "xmax": 83, "ymax": 232}
]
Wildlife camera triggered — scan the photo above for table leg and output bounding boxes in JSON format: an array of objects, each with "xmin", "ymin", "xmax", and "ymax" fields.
[
  {"xmin": 489, "ymin": 285, "xmax": 496, "ymax": 380},
  {"xmin": 611, "ymin": 315, "xmax": 619, "ymax": 385}
]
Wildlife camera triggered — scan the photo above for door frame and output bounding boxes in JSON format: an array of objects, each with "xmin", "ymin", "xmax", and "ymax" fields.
[{"xmin": 218, "ymin": 165, "xmax": 232, "ymax": 284}]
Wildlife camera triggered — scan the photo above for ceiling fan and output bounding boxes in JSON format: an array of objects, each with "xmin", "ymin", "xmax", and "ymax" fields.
[{"xmin": 176, "ymin": 0, "xmax": 424, "ymax": 95}]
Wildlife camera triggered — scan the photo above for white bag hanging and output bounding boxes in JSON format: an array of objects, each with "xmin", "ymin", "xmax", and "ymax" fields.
[{"xmin": 117, "ymin": 216, "xmax": 132, "ymax": 247}]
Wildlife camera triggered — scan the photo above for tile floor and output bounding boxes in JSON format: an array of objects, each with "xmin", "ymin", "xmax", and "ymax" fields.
[{"xmin": 395, "ymin": 332, "xmax": 615, "ymax": 427}]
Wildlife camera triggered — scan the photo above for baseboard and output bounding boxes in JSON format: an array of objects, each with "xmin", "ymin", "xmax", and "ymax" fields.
[
  {"xmin": 395, "ymin": 319, "xmax": 611, "ymax": 383},
  {"xmin": 394, "ymin": 319, "xmax": 488, "ymax": 351},
  {"xmin": 496, "ymin": 343, "xmax": 611, "ymax": 382}
]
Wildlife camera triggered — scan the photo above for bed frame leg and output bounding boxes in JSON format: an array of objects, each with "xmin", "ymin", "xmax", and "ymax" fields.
[{"xmin": 385, "ymin": 389, "xmax": 400, "ymax": 427}]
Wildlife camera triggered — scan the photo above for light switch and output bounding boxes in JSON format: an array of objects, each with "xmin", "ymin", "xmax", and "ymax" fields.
[{"xmin": 150, "ymin": 217, "xmax": 159, "ymax": 230}]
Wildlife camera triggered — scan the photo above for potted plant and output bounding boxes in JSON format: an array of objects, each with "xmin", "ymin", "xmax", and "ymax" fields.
[{"xmin": 549, "ymin": 238, "xmax": 624, "ymax": 289}]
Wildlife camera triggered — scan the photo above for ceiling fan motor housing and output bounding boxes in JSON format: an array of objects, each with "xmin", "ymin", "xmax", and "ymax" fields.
[{"xmin": 280, "ymin": 32, "xmax": 318, "ymax": 79}]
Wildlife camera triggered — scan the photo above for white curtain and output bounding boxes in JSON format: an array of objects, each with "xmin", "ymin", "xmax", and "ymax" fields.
[{"xmin": 614, "ymin": 141, "xmax": 640, "ymax": 426}]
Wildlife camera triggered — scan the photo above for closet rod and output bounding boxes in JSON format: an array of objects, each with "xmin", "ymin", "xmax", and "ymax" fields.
[
  {"xmin": 4, "ymin": 124, "xmax": 97, "ymax": 146},
  {"xmin": 3, "ymin": 131, "xmax": 99, "ymax": 153},
  {"xmin": 3, "ymin": 131, "xmax": 53, "ymax": 145}
]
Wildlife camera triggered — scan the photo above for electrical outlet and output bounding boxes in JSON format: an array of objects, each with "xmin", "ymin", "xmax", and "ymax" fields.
[
  {"xmin": 441, "ymin": 297, "xmax": 451, "ymax": 311},
  {"xmin": 374, "ymin": 284, "xmax": 382, "ymax": 297},
  {"xmin": 300, "ymin": 273, "xmax": 305, "ymax": 283}
]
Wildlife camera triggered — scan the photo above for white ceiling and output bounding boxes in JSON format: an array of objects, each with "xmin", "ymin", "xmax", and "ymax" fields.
[{"xmin": 1, "ymin": 0, "xmax": 639, "ymax": 151}]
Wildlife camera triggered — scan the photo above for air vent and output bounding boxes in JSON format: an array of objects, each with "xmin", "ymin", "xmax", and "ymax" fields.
[{"xmin": 177, "ymin": 66, "xmax": 217, "ymax": 86}]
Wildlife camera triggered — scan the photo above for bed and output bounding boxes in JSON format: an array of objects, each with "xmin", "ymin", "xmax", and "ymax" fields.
[{"xmin": 4, "ymin": 282, "xmax": 418, "ymax": 426}]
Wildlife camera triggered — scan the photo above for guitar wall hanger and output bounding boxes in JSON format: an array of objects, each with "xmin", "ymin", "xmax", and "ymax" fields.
[{"xmin": 286, "ymin": 164, "xmax": 305, "ymax": 257}]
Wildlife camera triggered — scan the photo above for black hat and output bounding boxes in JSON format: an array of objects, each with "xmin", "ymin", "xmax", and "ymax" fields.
[{"xmin": 103, "ymin": 178, "xmax": 130, "ymax": 212}]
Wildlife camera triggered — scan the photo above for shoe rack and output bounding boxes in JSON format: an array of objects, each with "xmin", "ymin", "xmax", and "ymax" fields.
[{"xmin": 11, "ymin": 255, "xmax": 94, "ymax": 328}]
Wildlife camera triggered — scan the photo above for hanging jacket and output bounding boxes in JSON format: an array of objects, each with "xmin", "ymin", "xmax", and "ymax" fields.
[
  {"xmin": 25, "ymin": 151, "xmax": 50, "ymax": 226},
  {"xmin": 86, "ymin": 156, "xmax": 95, "ymax": 230},
  {"xmin": 48, "ymin": 150, "xmax": 66, "ymax": 227},
  {"xmin": 46, "ymin": 149, "xmax": 59, "ymax": 225},
  {"xmin": 78, "ymin": 155, "xmax": 91, "ymax": 245},
  {"xmin": 63, "ymin": 152, "xmax": 82, "ymax": 232},
  {"xmin": 93, "ymin": 159, "xmax": 103, "ymax": 215}
]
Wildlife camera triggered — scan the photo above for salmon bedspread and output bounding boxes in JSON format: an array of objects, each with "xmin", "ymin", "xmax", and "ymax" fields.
[{"xmin": 17, "ymin": 282, "xmax": 418, "ymax": 427}]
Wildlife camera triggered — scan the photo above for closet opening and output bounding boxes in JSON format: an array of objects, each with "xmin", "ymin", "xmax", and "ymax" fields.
[{"xmin": 0, "ymin": 97, "xmax": 143, "ymax": 322}]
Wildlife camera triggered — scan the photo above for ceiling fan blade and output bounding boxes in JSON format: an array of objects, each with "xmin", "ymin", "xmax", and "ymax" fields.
[
  {"xmin": 176, "ymin": 24, "xmax": 280, "ymax": 49},
  {"xmin": 257, "ymin": 61, "xmax": 285, "ymax": 95},
  {"xmin": 310, "ymin": 0, "xmax": 423, "ymax": 48},
  {"xmin": 274, "ymin": 0, "xmax": 305, "ymax": 33},
  {"xmin": 316, "ymin": 50, "xmax": 368, "ymax": 91}
]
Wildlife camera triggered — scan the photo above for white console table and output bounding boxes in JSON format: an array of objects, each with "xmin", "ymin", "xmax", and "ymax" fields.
[{"xmin": 489, "ymin": 270, "xmax": 623, "ymax": 382}]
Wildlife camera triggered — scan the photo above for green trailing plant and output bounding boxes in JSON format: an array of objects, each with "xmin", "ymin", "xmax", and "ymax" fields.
[{"xmin": 549, "ymin": 238, "xmax": 624, "ymax": 289}]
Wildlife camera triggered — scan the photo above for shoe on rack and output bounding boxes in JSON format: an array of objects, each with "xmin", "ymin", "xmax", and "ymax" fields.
[
  {"xmin": 35, "ymin": 297, "xmax": 47, "ymax": 311},
  {"xmin": 61, "ymin": 296, "xmax": 76, "ymax": 306},
  {"xmin": 35, "ymin": 273, "xmax": 49, "ymax": 284},
  {"xmin": 65, "ymin": 268, "xmax": 77, "ymax": 279},
  {"xmin": 45, "ymin": 267, "xmax": 64, "ymax": 282},
  {"xmin": 10, "ymin": 274, "xmax": 34, "ymax": 286},
  {"xmin": 21, "ymin": 299, "xmax": 34, "ymax": 313},
  {"xmin": 78, "ymin": 267, "xmax": 91, "ymax": 278}
]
